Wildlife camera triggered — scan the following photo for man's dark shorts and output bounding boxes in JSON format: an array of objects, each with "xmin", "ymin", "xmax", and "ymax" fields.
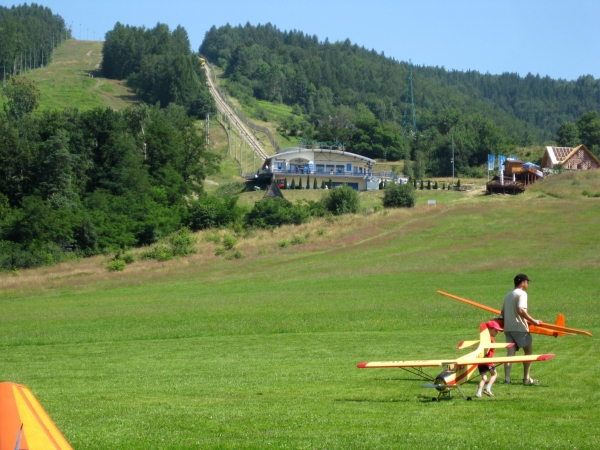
[{"xmin": 504, "ymin": 331, "xmax": 533, "ymax": 351}]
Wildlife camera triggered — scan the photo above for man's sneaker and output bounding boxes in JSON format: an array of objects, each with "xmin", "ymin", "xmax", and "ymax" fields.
[
  {"xmin": 484, "ymin": 390, "xmax": 494, "ymax": 397},
  {"xmin": 475, "ymin": 391, "xmax": 482, "ymax": 398}
]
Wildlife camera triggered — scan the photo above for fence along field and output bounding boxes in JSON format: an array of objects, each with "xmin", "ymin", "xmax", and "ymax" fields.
[{"xmin": 1, "ymin": 171, "xmax": 599, "ymax": 449}]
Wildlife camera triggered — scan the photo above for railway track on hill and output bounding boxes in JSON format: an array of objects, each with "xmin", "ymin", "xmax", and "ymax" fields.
[{"xmin": 203, "ymin": 63, "xmax": 269, "ymax": 162}]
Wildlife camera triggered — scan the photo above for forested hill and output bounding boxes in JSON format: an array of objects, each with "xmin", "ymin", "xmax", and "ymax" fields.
[
  {"xmin": 101, "ymin": 22, "xmax": 215, "ymax": 119},
  {"xmin": 0, "ymin": 4, "xmax": 68, "ymax": 76},
  {"xmin": 200, "ymin": 23, "xmax": 600, "ymax": 142},
  {"xmin": 421, "ymin": 68, "xmax": 600, "ymax": 140}
]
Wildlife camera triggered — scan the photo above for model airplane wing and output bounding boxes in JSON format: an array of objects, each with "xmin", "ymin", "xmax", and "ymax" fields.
[
  {"xmin": 357, "ymin": 359, "xmax": 451, "ymax": 369},
  {"xmin": 454, "ymin": 353, "xmax": 555, "ymax": 366},
  {"xmin": 456, "ymin": 341, "xmax": 514, "ymax": 350},
  {"xmin": 0, "ymin": 382, "xmax": 73, "ymax": 450},
  {"xmin": 437, "ymin": 290, "xmax": 592, "ymax": 337}
]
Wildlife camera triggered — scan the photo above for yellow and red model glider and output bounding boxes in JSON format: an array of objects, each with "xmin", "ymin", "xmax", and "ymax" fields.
[
  {"xmin": 0, "ymin": 382, "xmax": 73, "ymax": 450},
  {"xmin": 358, "ymin": 322, "xmax": 554, "ymax": 401},
  {"xmin": 437, "ymin": 290, "xmax": 592, "ymax": 338}
]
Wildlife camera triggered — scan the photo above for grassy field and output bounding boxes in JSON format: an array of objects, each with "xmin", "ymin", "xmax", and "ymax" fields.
[
  {"xmin": 27, "ymin": 40, "xmax": 137, "ymax": 112},
  {"xmin": 1, "ymin": 172, "xmax": 599, "ymax": 449}
]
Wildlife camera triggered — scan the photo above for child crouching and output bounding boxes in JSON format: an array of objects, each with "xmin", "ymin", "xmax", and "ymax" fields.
[{"xmin": 476, "ymin": 320, "xmax": 503, "ymax": 397}]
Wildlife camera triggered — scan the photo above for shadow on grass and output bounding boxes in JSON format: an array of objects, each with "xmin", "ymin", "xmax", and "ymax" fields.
[
  {"xmin": 372, "ymin": 377, "xmax": 426, "ymax": 382},
  {"xmin": 334, "ymin": 397, "xmax": 412, "ymax": 403},
  {"xmin": 87, "ymin": 68, "xmax": 103, "ymax": 78}
]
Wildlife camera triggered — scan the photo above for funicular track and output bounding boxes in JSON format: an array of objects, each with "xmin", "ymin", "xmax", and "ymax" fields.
[{"xmin": 203, "ymin": 62, "xmax": 270, "ymax": 163}]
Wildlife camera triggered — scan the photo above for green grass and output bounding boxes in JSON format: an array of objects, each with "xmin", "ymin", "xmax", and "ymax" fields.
[
  {"xmin": 1, "ymin": 152, "xmax": 600, "ymax": 447},
  {"xmin": 26, "ymin": 40, "xmax": 137, "ymax": 112}
]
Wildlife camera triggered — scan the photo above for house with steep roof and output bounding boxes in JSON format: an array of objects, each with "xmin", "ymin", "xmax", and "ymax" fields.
[{"xmin": 542, "ymin": 145, "xmax": 600, "ymax": 171}]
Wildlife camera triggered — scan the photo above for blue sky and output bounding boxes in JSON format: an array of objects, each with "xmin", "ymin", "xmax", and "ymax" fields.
[{"xmin": 6, "ymin": 0, "xmax": 599, "ymax": 81}]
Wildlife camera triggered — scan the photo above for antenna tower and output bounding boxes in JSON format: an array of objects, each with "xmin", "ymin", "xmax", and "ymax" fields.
[{"xmin": 402, "ymin": 60, "xmax": 417, "ymax": 138}]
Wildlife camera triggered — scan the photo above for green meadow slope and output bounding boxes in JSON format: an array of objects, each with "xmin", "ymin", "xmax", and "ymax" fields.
[
  {"xmin": 1, "ymin": 172, "xmax": 599, "ymax": 449},
  {"xmin": 27, "ymin": 39, "xmax": 137, "ymax": 112}
]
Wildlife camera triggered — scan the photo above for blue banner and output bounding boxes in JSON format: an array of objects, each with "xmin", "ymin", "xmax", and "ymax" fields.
[
  {"xmin": 498, "ymin": 155, "xmax": 507, "ymax": 173},
  {"xmin": 488, "ymin": 154, "xmax": 496, "ymax": 171}
]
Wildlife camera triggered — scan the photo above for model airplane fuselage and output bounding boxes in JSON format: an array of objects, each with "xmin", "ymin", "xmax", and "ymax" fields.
[
  {"xmin": 437, "ymin": 290, "xmax": 592, "ymax": 337},
  {"xmin": 358, "ymin": 322, "xmax": 554, "ymax": 401}
]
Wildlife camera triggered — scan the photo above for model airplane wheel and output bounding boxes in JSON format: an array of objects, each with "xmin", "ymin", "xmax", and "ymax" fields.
[
  {"xmin": 432, "ymin": 397, "xmax": 438, "ymax": 402},
  {"xmin": 467, "ymin": 396, "xmax": 472, "ymax": 401}
]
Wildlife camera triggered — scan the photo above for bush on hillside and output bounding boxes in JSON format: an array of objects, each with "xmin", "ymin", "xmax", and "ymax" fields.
[
  {"xmin": 304, "ymin": 200, "xmax": 328, "ymax": 217},
  {"xmin": 106, "ymin": 259, "xmax": 126, "ymax": 272},
  {"xmin": 186, "ymin": 195, "xmax": 245, "ymax": 230},
  {"xmin": 169, "ymin": 228, "xmax": 197, "ymax": 256},
  {"xmin": 0, "ymin": 241, "xmax": 68, "ymax": 271},
  {"xmin": 245, "ymin": 197, "xmax": 310, "ymax": 228},
  {"xmin": 222, "ymin": 234, "xmax": 238, "ymax": 250},
  {"xmin": 383, "ymin": 183, "xmax": 416, "ymax": 208},
  {"xmin": 141, "ymin": 228, "xmax": 196, "ymax": 261},
  {"xmin": 322, "ymin": 184, "xmax": 360, "ymax": 215}
]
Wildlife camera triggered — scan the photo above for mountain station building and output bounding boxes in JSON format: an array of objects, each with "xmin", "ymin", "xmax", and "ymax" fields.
[{"xmin": 257, "ymin": 147, "xmax": 381, "ymax": 191}]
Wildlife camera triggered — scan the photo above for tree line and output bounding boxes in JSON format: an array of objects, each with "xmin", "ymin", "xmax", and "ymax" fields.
[
  {"xmin": 556, "ymin": 110, "xmax": 600, "ymax": 155},
  {"xmin": 0, "ymin": 78, "xmax": 221, "ymax": 270},
  {"xmin": 0, "ymin": 3, "xmax": 68, "ymax": 82},
  {"xmin": 102, "ymin": 22, "xmax": 215, "ymax": 118}
]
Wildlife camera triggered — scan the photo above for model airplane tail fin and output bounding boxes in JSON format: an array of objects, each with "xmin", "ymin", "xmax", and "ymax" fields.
[
  {"xmin": 456, "ymin": 340, "xmax": 479, "ymax": 350},
  {"xmin": 529, "ymin": 313, "xmax": 571, "ymax": 337},
  {"xmin": 478, "ymin": 322, "xmax": 492, "ymax": 349},
  {"xmin": 550, "ymin": 313, "xmax": 567, "ymax": 337}
]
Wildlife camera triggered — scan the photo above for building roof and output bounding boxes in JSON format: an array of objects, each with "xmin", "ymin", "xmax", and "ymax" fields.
[
  {"xmin": 261, "ymin": 180, "xmax": 286, "ymax": 201},
  {"xmin": 267, "ymin": 147, "xmax": 376, "ymax": 165},
  {"xmin": 544, "ymin": 144, "xmax": 600, "ymax": 167}
]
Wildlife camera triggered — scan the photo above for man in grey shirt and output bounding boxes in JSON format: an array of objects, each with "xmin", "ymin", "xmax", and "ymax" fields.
[{"xmin": 501, "ymin": 274, "xmax": 542, "ymax": 384}]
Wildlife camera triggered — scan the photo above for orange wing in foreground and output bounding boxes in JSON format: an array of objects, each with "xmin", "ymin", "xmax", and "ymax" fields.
[{"xmin": 0, "ymin": 382, "xmax": 73, "ymax": 450}]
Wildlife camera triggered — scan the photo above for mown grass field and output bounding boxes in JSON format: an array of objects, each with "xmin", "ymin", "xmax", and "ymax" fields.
[{"xmin": 1, "ymin": 173, "xmax": 599, "ymax": 449}]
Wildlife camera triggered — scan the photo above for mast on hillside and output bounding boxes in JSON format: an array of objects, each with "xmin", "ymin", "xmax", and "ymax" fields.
[{"xmin": 402, "ymin": 60, "xmax": 417, "ymax": 139}]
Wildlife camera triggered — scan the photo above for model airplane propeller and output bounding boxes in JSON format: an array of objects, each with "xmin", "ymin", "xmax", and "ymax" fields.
[{"xmin": 358, "ymin": 322, "xmax": 555, "ymax": 401}]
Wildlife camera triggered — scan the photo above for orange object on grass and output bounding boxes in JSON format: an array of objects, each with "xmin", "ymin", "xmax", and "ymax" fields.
[{"xmin": 0, "ymin": 382, "xmax": 72, "ymax": 450}]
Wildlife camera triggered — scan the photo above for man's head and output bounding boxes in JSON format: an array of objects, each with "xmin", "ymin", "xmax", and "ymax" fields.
[
  {"xmin": 514, "ymin": 273, "xmax": 530, "ymax": 289},
  {"xmin": 486, "ymin": 320, "xmax": 503, "ymax": 337}
]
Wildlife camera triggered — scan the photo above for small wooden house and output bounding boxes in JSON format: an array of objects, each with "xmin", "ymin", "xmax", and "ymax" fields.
[
  {"xmin": 503, "ymin": 159, "xmax": 543, "ymax": 185},
  {"xmin": 542, "ymin": 145, "xmax": 600, "ymax": 171}
]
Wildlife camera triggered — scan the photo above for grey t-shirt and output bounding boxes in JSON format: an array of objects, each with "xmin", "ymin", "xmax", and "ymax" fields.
[{"xmin": 502, "ymin": 288, "xmax": 529, "ymax": 332}]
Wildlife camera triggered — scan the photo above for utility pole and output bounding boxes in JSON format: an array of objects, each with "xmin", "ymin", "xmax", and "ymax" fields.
[
  {"xmin": 451, "ymin": 134, "xmax": 455, "ymax": 187},
  {"xmin": 402, "ymin": 59, "xmax": 417, "ymax": 139},
  {"xmin": 205, "ymin": 113, "xmax": 210, "ymax": 148},
  {"xmin": 227, "ymin": 120, "xmax": 231, "ymax": 157}
]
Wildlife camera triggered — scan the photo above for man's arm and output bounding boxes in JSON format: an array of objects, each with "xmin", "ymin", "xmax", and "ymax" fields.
[{"xmin": 517, "ymin": 307, "xmax": 540, "ymax": 326}]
